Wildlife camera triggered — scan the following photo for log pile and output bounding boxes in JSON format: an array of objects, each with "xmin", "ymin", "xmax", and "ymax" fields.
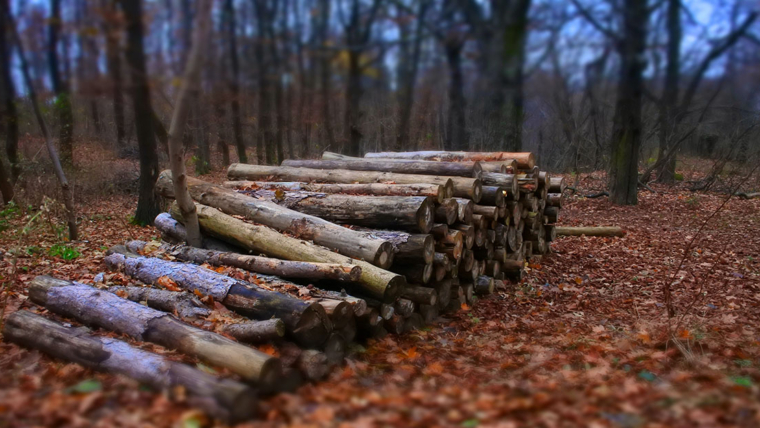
[{"xmin": 7, "ymin": 150, "xmax": 574, "ymax": 422}]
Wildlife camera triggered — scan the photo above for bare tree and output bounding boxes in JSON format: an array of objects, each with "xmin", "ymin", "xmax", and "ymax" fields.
[
  {"xmin": 48, "ymin": 0, "xmax": 75, "ymax": 165},
  {"xmin": 223, "ymin": 0, "xmax": 248, "ymax": 163},
  {"xmin": 0, "ymin": 0, "xmax": 19, "ymax": 183}
]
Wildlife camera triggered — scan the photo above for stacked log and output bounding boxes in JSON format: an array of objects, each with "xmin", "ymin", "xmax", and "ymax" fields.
[{"xmin": 7, "ymin": 151, "xmax": 570, "ymax": 423}]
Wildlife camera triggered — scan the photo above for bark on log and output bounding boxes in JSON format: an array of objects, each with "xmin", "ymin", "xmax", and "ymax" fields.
[
  {"xmin": 128, "ymin": 240, "xmax": 361, "ymax": 282},
  {"xmin": 480, "ymin": 160, "xmax": 517, "ymax": 173},
  {"xmin": 454, "ymin": 198, "xmax": 474, "ymax": 224},
  {"xmin": 435, "ymin": 199, "xmax": 458, "ymax": 225},
  {"xmin": 419, "ymin": 304, "xmax": 438, "ymax": 324},
  {"xmin": 363, "ymin": 151, "xmax": 535, "ymax": 169},
  {"xmin": 222, "ymin": 319, "xmax": 285, "ymax": 344},
  {"xmin": 433, "ymin": 279, "xmax": 452, "ymax": 310},
  {"xmin": 104, "ymin": 253, "xmax": 332, "ymax": 348},
  {"xmin": 4, "ymin": 311, "xmax": 258, "ymax": 423},
  {"xmin": 545, "ymin": 225, "xmax": 557, "ymax": 242},
  {"xmin": 452, "ymin": 224, "xmax": 475, "ymax": 249},
  {"xmin": 545, "ymin": 206, "xmax": 560, "ymax": 223},
  {"xmin": 284, "ymin": 157, "xmax": 483, "ymax": 178},
  {"xmin": 393, "ymin": 299, "xmax": 415, "ymax": 317},
  {"xmin": 390, "ymin": 263, "xmax": 433, "ymax": 285},
  {"xmin": 480, "ymin": 186, "xmax": 506, "ymax": 207},
  {"xmin": 475, "ymin": 276, "xmax": 494, "ymax": 295},
  {"xmin": 404, "ymin": 313, "xmax": 424, "ymax": 332},
  {"xmin": 555, "ymin": 226, "xmax": 625, "ymax": 237},
  {"xmin": 430, "ymin": 223, "xmax": 450, "ymax": 239},
  {"xmin": 236, "ymin": 187, "xmax": 435, "ymax": 233},
  {"xmin": 385, "ymin": 314, "xmax": 405, "ymax": 335},
  {"xmin": 157, "ymin": 172, "xmax": 394, "ymax": 268},
  {"xmin": 171, "ymin": 202, "xmax": 404, "ymax": 302},
  {"xmin": 28, "ymin": 276, "xmax": 281, "ymax": 385},
  {"xmin": 154, "ymin": 213, "xmax": 241, "ymax": 253},
  {"xmin": 547, "ymin": 193, "xmax": 563, "ymax": 208},
  {"xmin": 355, "ymin": 231, "xmax": 434, "ymax": 264},
  {"xmin": 107, "ymin": 285, "xmax": 210, "ymax": 320},
  {"xmin": 323, "ymin": 331, "xmax": 348, "ymax": 366},
  {"xmin": 225, "ymin": 181, "xmax": 449, "ymax": 203},
  {"xmin": 549, "ymin": 176, "xmax": 566, "ymax": 193},
  {"xmin": 485, "ymin": 260, "xmax": 501, "ymax": 278},
  {"xmin": 297, "ymin": 350, "xmax": 329, "ymax": 382},
  {"xmin": 401, "ymin": 285, "xmax": 437, "ymax": 306},
  {"xmin": 480, "ymin": 172, "xmax": 518, "ymax": 196}
]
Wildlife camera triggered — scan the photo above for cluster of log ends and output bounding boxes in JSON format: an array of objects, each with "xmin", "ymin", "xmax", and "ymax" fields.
[{"xmin": 3, "ymin": 311, "xmax": 259, "ymax": 423}]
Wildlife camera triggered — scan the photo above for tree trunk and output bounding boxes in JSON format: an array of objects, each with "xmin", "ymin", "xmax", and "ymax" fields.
[
  {"xmin": 127, "ymin": 240, "xmax": 362, "ymax": 282},
  {"xmin": 120, "ymin": 0, "xmax": 161, "ymax": 224},
  {"xmin": 227, "ymin": 164, "xmax": 479, "ymax": 201},
  {"xmin": 284, "ymin": 157, "xmax": 482, "ymax": 177},
  {"xmin": 170, "ymin": 202, "xmax": 404, "ymax": 302},
  {"xmin": 394, "ymin": 0, "xmax": 428, "ymax": 151},
  {"xmin": 104, "ymin": 252, "xmax": 333, "ymax": 348},
  {"xmin": 0, "ymin": 154, "xmax": 12, "ymax": 203},
  {"xmin": 223, "ymin": 0, "xmax": 247, "ymax": 163},
  {"xmin": 165, "ymin": 0, "xmax": 212, "ymax": 247},
  {"xmin": 156, "ymin": 171, "xmax": 394, "ymax": 267},
  {"xmin": 48, "ymin": 0, "xmax": 75, "ymax": 165},
  {"xmin": 28, "ymin": 276, "xmax": 281, "ymax": 385},
  {"xmin": 4, "ymin": 311, "xmax": 258, "ymax": 423},
  {"xmin": 444, "ymin": 41, "xmax": 468, "ymax": 150},
  {"xmin": 225, "ymin": 180, "xmax": 448, "ymax": 203},
  {"xmin": 0, "ymin": 0, "xmax": 19, "ymax": 182},
  {"xmin": 655, "ymin": 0, "xmax": 681, "ymax": 184},
  {"xmin": 608, "ymin": 0, "xmax": 648, "ymax": 205}
]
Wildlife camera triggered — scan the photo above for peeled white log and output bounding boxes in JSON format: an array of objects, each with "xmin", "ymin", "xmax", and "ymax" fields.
[{"xmin": 363, "ymin": 151, "xmax": 535, "ymax": 169}]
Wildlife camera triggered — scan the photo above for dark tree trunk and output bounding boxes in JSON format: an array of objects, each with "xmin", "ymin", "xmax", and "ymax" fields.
[
  {"xmin": 344, "ymin": 50, "xmax": 363, "ymax": 156},
  {"xmin": 223, "ymin": 0, "xmax": 247, "ymax": 163},
  {"xmin": 48, "ymin": 0, "xmax": 75, "ymax": 165},
  {"xmin": 656, "ymin": 0, "xmax": 680, "ymax": 184},
  {"xmin": 120, "ymin": 0, "xmax": 161, "ymax": 224},
  {"xmin": 608, "ymin": 0, "xmax": 648, "ymax": 205},
  {"xmin": 104, "ymin": 0, "xmax": 126, "ymax": 155},
  {"xmin": 0, "ymin": 149, "xmax": 12, "ymax": 203},
  {"xmin": 253, "ymin": 0, "xmax": 275, "ymax": 165},
  {"xmin": 0, "ymin": 0, "xmax": 19, "ymax": 182},
  {"xmin": 394, "ymin": 1, "xmax": 428, "ymax": 151},
  {"xmin": 317, "ymin": 0, "xmax": 336, "ymax": 150},
  {"xmin": 444, "ymin": 40, "xmax": 468, "ymax": 151}
]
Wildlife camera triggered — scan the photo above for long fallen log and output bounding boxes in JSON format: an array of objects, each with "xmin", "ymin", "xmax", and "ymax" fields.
[
  {"xmin": 28, "ymin": 276, "xmax": 281, "ymax": 385},
  {"xmin": 226, "ymin": 164, "xmax": 481, "ymax": 203},
  {"xmin": 107, "ymin": 285, "xmax": 210, "ymax": 319},
  {"xmin": 283, "ymin": 157, "xmax": 482, "ymax": 178},
  {"xmin": 224, "ymin": 181, "xmax": 449, "ymax": 203},
  {"xmin": 222, "ymin": 319, "xmax": 285, "ymax": 344},
  {"xmin": 237, "ymin": 188, "xmax": 435, "ymax": 233},
  {"xmin": 4, "ymin": 311, "xmax": 258, "ymax": 423},
  {"xmin": 104, "ymin": 253, "xmax": 333, "ymax": 348},
  {"xmin": 555, "ymin": 226, "xmax": 625, "ymax": 237},
  {"xmin": 154, "ymin": 213, "xmax": 241, "ymax": 252},
  {"xmin": 126, "ymin": 240, "xmax": 361, "ymax": 282},
  {"xmin": 363, "ymin": 151, "xmax": 536, "ymax": 169},
  {"xmin": 172, "ymin": 202, "xmax": 404, "ymax": 302},
  {"xmin": 157, "ymin": 171, "xmax": 394, "ymax": 268},
  {"xmin": 354, "ymin": 231, "xmax": 434, "ymax": 264}
]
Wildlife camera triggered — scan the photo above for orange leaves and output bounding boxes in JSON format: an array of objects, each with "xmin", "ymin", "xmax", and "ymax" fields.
[
  {"xmin": 423, "ymin": 361, "xmax": 444, "ymax": 376},
  {"xmin": 461, "ymin": 303, "xmax": 471, "ymax": 311},
  {"xmin": 637, "ymin": 332, "xmax": 651, "ymax": 344},
  {"xmin": 258, "ymin": 344, "xmax": 279, "ymax": 357},
  {"xmin": 156, "ymin": 276, "xmax": 180, "ymax": 292},
  {"xmin": 401, "ymin": 347, "xmax": 418, "ymax": 359}
]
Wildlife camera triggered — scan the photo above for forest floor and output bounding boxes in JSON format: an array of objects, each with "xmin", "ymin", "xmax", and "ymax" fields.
[{"xmin": 1, "ymin": 142, "xmax": 759, "ymax": 427}]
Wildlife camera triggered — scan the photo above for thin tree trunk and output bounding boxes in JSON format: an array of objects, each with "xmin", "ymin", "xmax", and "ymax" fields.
[
  {"xmin": 104, "ymin": 0, "xmax": 126, "ymax": 153},
  {"xmin": 120, "ymin": 0, "xmax": 161, "ymax": 224},
  {"xmin": 394, "ymin": 1, "xmax": 428, "ymax": 151},
  {"xmin": 8, "ymin": 11, "xmax": 77, "ymax": 240},
  {"xmin": 48, "ymin": 0, "xmax": 75, "ymax": 165},
  {"xmin": 0, "ymin": 0, "xmax": 19, "ymax": 182},
  {"xmin": 655, "ymin": 0, "xmax": 680, "ymax": 184},
  {"xmin": 166, "ymin": 0, "xmax": 212, "ymax": 247},
  {"xmin": 223, "ymin": 0, "xmax": 247, "ymax": 163},
  {"xmin": 444, "ymin": 41, "xmax": 468, "ymax": 150}
]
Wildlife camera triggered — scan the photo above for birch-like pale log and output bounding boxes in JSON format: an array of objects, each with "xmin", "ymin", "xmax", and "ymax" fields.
[
  {"xmin": 104, "ymin": 253, "xmax": 332, "ymax": 348},
  {"xmin": 226, "ymin": 164, "xmax": 481, "ymax": 202},
  {"xmin": 156, "ymin": 171, "xmax": 394, "ymax": 268},
  {"xmin": 363, "ymin": 151, "xmax": 536, "ymax": 169},
  {"xmin": 126, "ymin": 240, "xmax": 361, "ymax": 282},
  {"xmin": 224, "ymin": 180, "xmax": 449, "ymax": 202},
  {"xmin": 284, "ymin": 157, "xmax": 482, "ymax": 178},
  {"xmin": 171, "ymin": 202, "xmax": 404, "ymax": 302},
  {"xmin": 4, "ymin": 311, "xmax": 258, "ymax": 423},
  {"xmin": 28, "ymin": 276, "xmax": 280, "ymax": 385},
  {"xmin": 555, "ymin": 226, "xmax": 625, "ymax": 237}
]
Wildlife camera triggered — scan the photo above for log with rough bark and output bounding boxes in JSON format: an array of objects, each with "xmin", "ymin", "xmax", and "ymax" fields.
[
  {"xmin": 357, "ymin": 232, "xmax": 434, "ymax": 264},
  {"xmin": 107, "ymin": 285, "xmax": 210, "ymax": 319},
  {"xmin": 236, "ymin": 188, "xmax": 436, "ymax": 233},
  {"xmin": 480, "ymin": 160, "xmax": 517, "ymax": 174},
  {"xmin": 157, "ymin": 172, "xmax": 394, "ymax": 268},
  {"xmin": 435, "ymin": 198, "xmax": 458, "ymax": 225},
  {"xmin": 363, "ymin": 151, "xmax": 536, "ymax": 169},
  {"xmin": 480, "ymin": 186, "xmax": 506, "ymax": 207},
  {"xmin": 154, "ymin": 213, "xmax": 241, "ymax": 253},
  {"xmin": 549, "ymin": 176, "xmax": 566, "ymax": 193},
  {"xmin": 222, "ymin": 319, "xmax": 285, "ymax": 344},
  {"xmin": 4, "ymin": 311, "xmax": 258, "ymax": 423},
  {"xmin": 171, "ymin": 202, "xmax": 404, "ymax": 302},
  {"xmin": 127, "ymin": 240, "xmax": 361, "ymax": 282},
  {"xmin": 284, "ymin": 157, "xmax": 483, "ymax": 178},
  {"xmin": 480, "ymin": 172, "xmax": 518, "ymax": 196},
  {"xmin": 545, "ymin": 206, "xmax": 560, "ymax": 223},
  {"xmin": 545, "ymin": 225, "xmax": 557, "ymax": 242},
  {"xmin": 433, "ymin": 279, "xmax": 452, "ymax": 310},
  {"xmin": 224, "ymin": 181, "xmax": 450, "ymax": 203},
  {"xmin": 104, "ymin": 253, "xmax": 332, "ymax": 348},
  {"xmin": 547, "ymin": 193, "xmax": 563, "ymax": 208},
  {"xmin": 419, "ymin": 304, "xmax": 439, "ymax": 324},
  {"xmin": 452, "ymin": 224, "xmax": 475, "ymax": 249},
  {"xmin": 404, "ymin": 313, "xmax": 424, "ymax": 332},
  {"xmin": 28, "ymin": 276, "xmax": 281, "ymax": 385},
  {"xmin": 555, "ymin": 226, "xmax": 625, "ymax": 237},
  {"xmin": 473, "ymin": 204, "xmax": 498, "ymax": 219},
  {"xmin": 391, "ymin": 263, "xmax": 433, "ymax": 285},
  {"xmin": 453, "ymin": 198, "xmax": 474, "ymax": 224},
  {"xmin": 401, "ymin": 285, "xmax": 437, "ymax": 306},
  {"xmin": 474, "ymin": 276, "xmax": 495, "ymax": 295},
  {"xmin": 393, "ymin": 299, "xmax": 415, "ymax": 317}
]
